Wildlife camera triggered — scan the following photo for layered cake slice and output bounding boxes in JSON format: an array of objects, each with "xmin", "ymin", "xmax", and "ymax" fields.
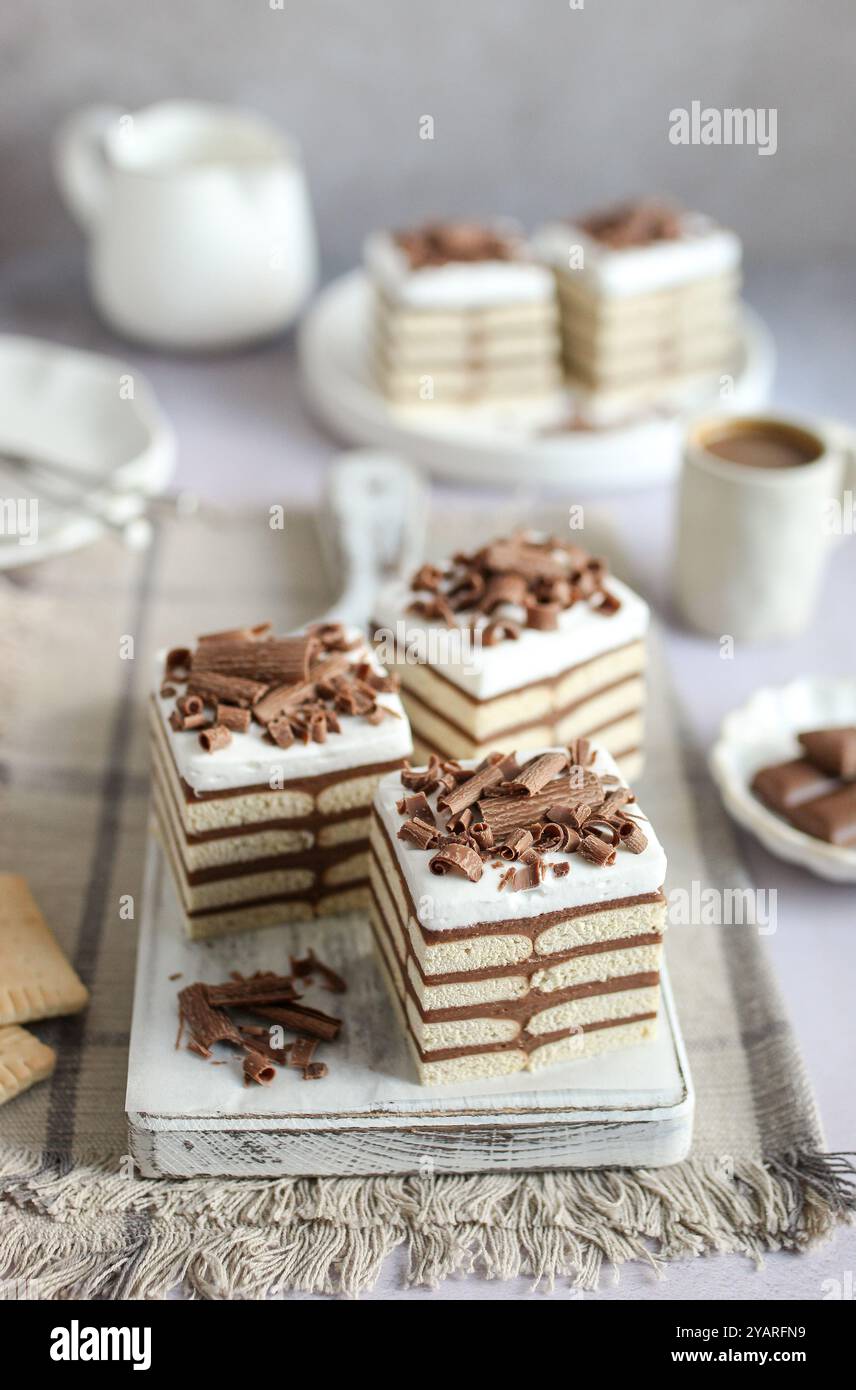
[
  {"xmin": 369, "ymin": 741, "xmax": 667, "ymax": 1084},
  {"xmin": 364, "ymin": 220, "xmax": 561, "ymax": 407},
  {"xmin": 373, "ymin": 530, "xmax": 648, "ymax": 781},
  {"xmin": 151, "ymin": 622, "xmax": 412, "ymax": 939},
  {"xmin": 534, "ymin": 200, "xmax": 742, "ymax": 423}
]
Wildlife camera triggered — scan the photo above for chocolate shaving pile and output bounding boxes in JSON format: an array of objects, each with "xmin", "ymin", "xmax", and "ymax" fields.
[
  {"xmin": 176, "ymin": 953, "xmax": 346, "ymax": 1084},
  {"xmin": 395, "ymin": 745, "xmax": 648, "ymax": 891},
  {"xmin": 162, "ymin": 622, "xmax": 400, "ymax": 754},
  {"xmin": 406, "ymin": 532, "xmax": 620, "ymax": 646},
  {"xmin": 578, "ymin": 200, "xmax": 683, "ymax": 249},
  {"xmin": 395, "ymin": 221, "xmax": 518, "ymax": 269}
]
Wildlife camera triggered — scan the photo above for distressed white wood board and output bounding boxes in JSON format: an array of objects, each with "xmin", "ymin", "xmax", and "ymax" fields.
[
  {"xmin": 297, "ymin": 270, "xmax": 775, "ymax": 493},
  {"xmin": 126, "ymin": 838, "xmax": 694, "ymax": 1177}
]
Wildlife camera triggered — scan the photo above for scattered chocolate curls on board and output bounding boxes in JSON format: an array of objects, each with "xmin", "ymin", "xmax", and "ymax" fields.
[
  {"xmin": 396, "ymin": 740, "xmax": 648, "ymax": 891},
  {"xmin": 406, "ymin": 532, "xmax": 621, "ymax": 646},
  {"xmin": 162, "ymin": 620, "xmax": 400, "ymax": 754},
  {"xmin": 176, "ymin": 949, "xmax": 346, "ymax": 1086},
  {"xmin": 752, "ymin": 726, "xmax": 856, "ymax": 846}
]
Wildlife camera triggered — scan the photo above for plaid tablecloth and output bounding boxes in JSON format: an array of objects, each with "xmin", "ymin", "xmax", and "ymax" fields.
[{"xmin": 0, "ymin": 505, "xmax": 852, "ymax": 1298}]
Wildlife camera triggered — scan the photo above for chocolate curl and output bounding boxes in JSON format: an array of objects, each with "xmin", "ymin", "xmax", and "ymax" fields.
[
  {"xmin": 437, "ymin": 760, "xmax": 505, "ymax": 816},
  {"xmin": 617, "ymin": 821, "xmax": 648, "ymax": 854},
  {"xmin": 552, "ymin": 861, "xmax": 571, "ymax": 878},
  {"xmin": 578, "ymin": 834, "xmax": 617, "ymax": 867},
  {"xmin": 396, "ymin": 791, "xmax": 435, "ymax": 823},
  {"xmin": 398, "ymin": 817, "xmax": 440, "ymax": 850},
  {"xmin": 252, "ymin": 680, "xmax": 315, "ymax": 726},
  {"xmin": 482, "ymin": 538, "xmax": 568, "ymax": 583},
  {"xmin": 170, "ymin": 709, "xmax": 210, "ymax": 732},
  {"xmin": 177, "ymin": 984, "xmax": 242, "ymax": 1058},
  {"xmin": 447, "ymin": 571, "xmax": 486, "ymax": 611},
  {"xmin": 478, "ymin": 775, "xmax": 595, "ymax": 834},
  {"xmin": 470, "ymin": 822, "xmax": 494, "ymax": 850},
  {"xmin": 206, "ymin": 975, "xmax": 299, "ymax": 1008},
  {"xmin": 567, "ymin": 737, "xmax": 594, "ymax": 767},
  {"xmin": 525, "ymin": 598, "xmax": 561, "ymax": 631},
  {"xmin": 243, "ymin": 1049, "xmax": 277, "ymax": 1086},
  {"xmin": 216, "ymin": 703, "xmax": 251, "ymax": 733},
  {"xmin": 199, "ymin": 724, "xmax": 231, "ymax": 753},
  {"xmin": 303, "ymin": 1062, "xmax": 328, "ymax": 1080},
  {"xmin": 308, "ymin": 622, "xmax": 354, "ymax": 651},
  {"xmin": 504, "ymin": 751, "xmax": 570, "ymax": 797},
  {"xmin": 499, "ymin": 827, "xmax": 534, "ymax": 860},
  {"xmin": 428, "ymin": 843, "xmax": 484, "ymax": 882},
  {"xmin": 177, "ymin": 693, "xmax": 204, "ymax": 717},
  {"xmin": 354, "ymin": 661, "xmax": 399, "ymax": 693},
  {"xmin": 238, "ymin": 1028, "xmax": 290, "ymax": 1066},
  {"xmin": 253, "ymin": 1002, "xmax": 342, "ymax": 1042},
  {"xmin": 533, "ymin": 822, "xmax": 564, "ymax": 851},
  {"xmin": 188, "ymin": 669, "xmax": 268, "ymax": 708},
  {"xmin": 482, "ymin": 619, "xmax": 521, "ymax": 645},
  {"xmin": 479, "ymin": 572, "xmax": 528, "ymax": 612},
  {"xmin": 397, "ymin": 221, "xmax": 516, "ymax": 269},
  {"xmin": 601, "ymin": 788, "xmax": 635, "ymax": 815},
  {"xmin": 366, "ymin": 703, "xmax": 400, "ymax": 726},
  {"xmin": 400, "ymin": 758, "xmax": 442, "ymax": 793},
  {"xmin": 160, "ymin": 684, "xmax": 177, "ymax": 698},
  {"xmin": 164, "ymin": 647, "xmax": 191, "ymax": 682},
  {"xmin": 290, "ymin": 1039, "xmax": 323, "ymax": 1078},
  {"xmin": 268, "ymin": 717, "xmax": 295, "ymax": 749},
  {"xmin": 591, "ymin": 588, "xmax": 622, "ymax": 616},
  {"xmin": 291, "ymin": 949, "xmax": 347, "ymax": 994},
  {"xmin": 192, "ymin": 635, "xmax": 315, "ymax": 686},
  {"xmin": 410, "ymin": 563, "xmax": 445, "ymax": 592},
  {"xmin": 585, "ymin": 819, "xmax": 621, "ymax": 847},
  {"xmin": 510, "ymin": 858, "xmax": 546, "ymax": 891},
  {"xmin": 197, "ymin": 622, "xmax": 272, "ymax": 644},
  {"xmin": 447, "ymin": 807, "xmax": 474, "ymax": 835},
  {"xmin": 407, "ymin": 596, "xmax": 458, "ymax": 627}
]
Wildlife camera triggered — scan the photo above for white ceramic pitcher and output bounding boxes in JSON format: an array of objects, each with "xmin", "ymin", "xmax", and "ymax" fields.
[{"xmin": 53, "ymin": 100, "xmax": 318, "ymax": 350}]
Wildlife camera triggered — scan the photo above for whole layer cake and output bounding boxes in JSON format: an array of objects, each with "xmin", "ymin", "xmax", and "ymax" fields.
[
  {"xmin": 534, "ymin": 200, "xmax": 742, "ymax": 423},
  {"xmin": 368, "ymin": 740, "xmax": 667, "ymax": 1084},
  {"xmin": 373, "ymin": 530, "xmax": 648, "ymax": 781},
  {"xmin": 151, "ymin": 621, "xmax": 412, "ymax": 939},
  {"xmin": 364, "ymin": 220, "xmax": 561, "ymax": 407}
]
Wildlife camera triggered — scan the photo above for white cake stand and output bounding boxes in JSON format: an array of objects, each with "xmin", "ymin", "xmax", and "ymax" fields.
[{"xmin": 297, "ymin": 270, "xmax": 776, "ymax": 493}]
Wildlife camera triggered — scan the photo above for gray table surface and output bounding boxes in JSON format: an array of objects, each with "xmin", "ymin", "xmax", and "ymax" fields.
[{"xmin": 2, "ymin": 252, "xmax": 854, "ymax": 1301}]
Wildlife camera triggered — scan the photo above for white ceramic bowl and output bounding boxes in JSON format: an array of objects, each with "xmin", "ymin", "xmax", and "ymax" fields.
[
  {"xmin": 710, "ymin": 676, "xmax": 856, "ymax": 882},
  {"xmin": 0, "ymin": 334, "xmax": 175, "ymax": 569}
]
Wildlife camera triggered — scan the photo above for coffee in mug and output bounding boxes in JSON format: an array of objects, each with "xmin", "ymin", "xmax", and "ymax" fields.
[{"xmin": 674, "ymin": 412, "xmax": 856, "ymax": 642}]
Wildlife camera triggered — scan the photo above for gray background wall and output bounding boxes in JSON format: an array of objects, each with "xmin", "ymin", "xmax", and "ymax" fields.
[{"xmin": 1, "ymin": 0, "xmax": 855, "ymax": 273}]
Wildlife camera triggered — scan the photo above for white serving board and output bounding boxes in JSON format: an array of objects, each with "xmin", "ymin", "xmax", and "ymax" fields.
[
  {"xmin": 296, "ymin": 270, "xmax": 774, "ymax": 493},
  {"xmin": 126, "ymin": 837, "xmax": 694, "ymax": 1177}
]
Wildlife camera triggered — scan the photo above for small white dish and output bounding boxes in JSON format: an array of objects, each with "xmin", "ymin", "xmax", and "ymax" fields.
[
  {"xmin": 710, "ymin": 676, "xmax": 856, "ymax": 882},
  {"xmin": 0, "ymin": 334, "xmax": 175, "ymax": 569},
  {"xmin": 297, "ymin": 270, "xmax": 775, "ymax": 493}
]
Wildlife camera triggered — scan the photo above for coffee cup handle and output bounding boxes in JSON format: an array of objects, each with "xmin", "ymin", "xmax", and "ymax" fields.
[
  {"xmin": 822, "ymin": 418, "xmax": 856, "ymax": 546},
  {"xmin": 53, "ymin": 105, "xmax": 123, "ymax": 231}
]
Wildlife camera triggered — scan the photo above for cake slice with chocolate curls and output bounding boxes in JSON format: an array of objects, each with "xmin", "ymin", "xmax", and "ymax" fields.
[
  {"xmin": 152, "ymin": 622, "xmax": 412, "ymax": 938},
  {"xmin": 368, "ymin": 740, "xmax": 667, "ymax": 1084}
]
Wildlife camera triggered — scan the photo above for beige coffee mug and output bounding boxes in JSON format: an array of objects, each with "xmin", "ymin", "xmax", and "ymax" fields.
[{"xmin": 674, "ymin": 412, "xmax": 856, "ymax": 641}]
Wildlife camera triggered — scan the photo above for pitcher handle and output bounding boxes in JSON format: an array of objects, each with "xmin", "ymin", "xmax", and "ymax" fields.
[{"xmin": 53, "ymin": 105, "xmax": 123, "ymax": 230}]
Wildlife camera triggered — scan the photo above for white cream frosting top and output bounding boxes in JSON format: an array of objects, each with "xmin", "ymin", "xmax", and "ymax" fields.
[
  {"xmin": 534, "ymin": 212, "xmax": 741, "ymax": 297},
  {"xmin": 154, "ymin": 632, "xmax": 412, "ymax": 796},
  {"xmin": 375, "ymin": 745, "xmax": 666, "ymax": 931},
  {"xmin": 372, "ymin": 573, "xmax": 648, "ymax": 701},
  {"xmin": 364, "ymin": 229, "xmax": 555, "ymax": 310}
]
